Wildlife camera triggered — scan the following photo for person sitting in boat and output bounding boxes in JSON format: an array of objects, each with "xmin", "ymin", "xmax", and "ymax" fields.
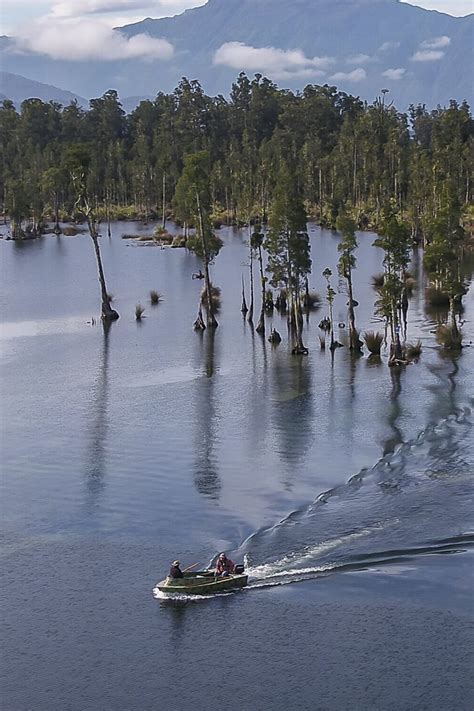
[
  {"xmin": 169, "ymin": 560, "xmax": 184, "ymax": 579},
  {"xmin": 215, "ymin": 553, "xmax": 235, "ymax": 577}
]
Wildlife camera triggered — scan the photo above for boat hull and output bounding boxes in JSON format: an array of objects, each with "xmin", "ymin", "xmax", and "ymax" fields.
[{"xmin": 156, "ymin": 571, "xmax": 248, "ymax": 595}]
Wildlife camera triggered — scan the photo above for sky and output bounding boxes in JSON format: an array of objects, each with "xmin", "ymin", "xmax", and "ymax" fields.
[{"xmin": 1, "ymin": 0, "xmax": 472, "ymax": 35}]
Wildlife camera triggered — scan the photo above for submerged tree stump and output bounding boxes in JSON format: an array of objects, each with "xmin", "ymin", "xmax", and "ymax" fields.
[
  {"xmin": 193, "ymin": 305, "xmax": 206, "ymax": 331},
  {"xmin": 268, "ymin": 328, "xmax": 282, "ymax": 345}
]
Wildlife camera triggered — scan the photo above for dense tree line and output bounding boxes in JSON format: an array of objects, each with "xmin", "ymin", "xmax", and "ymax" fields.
[
  {"xmin": 1, "ymin": 74, "xmax": 472, "ymax": 236},
  {"xmin": 1, "ymin": 73, "xmax": 472, "ymax": 347}
]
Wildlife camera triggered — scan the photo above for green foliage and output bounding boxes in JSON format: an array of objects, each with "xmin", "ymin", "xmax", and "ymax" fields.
[
  {"xmin": 436, "ymin": 324, "xmax": 462, "ymax": 350},
  {"xmin": 200, "ymin": 284, "xmax": 221, "ymax": 311},
  {"xmin": 265, "ymin": 165, "xmax": 311, "ymax": 291},
  {"xmin": 336, "ymin": 214, "xmax": 358, "ymax": 279},
  {"xmin": 1, "ymin": 84, "xmax": 471, "ymax": 245}
]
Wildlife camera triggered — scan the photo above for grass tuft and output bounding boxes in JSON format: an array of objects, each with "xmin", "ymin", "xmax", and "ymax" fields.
[
  {"xmin": 135, "ymin": 303, "xmax": 145, "ymax": 320},
  {"xmin": 406, "ymin": 340, "xmax": 422, "ymax": 360},
  {"xmin": 425, "ymin": 287, "xmax": 449, "ymax": 308},
  {"xmin": 372, "ymin": 273, "xmax": 384, "ymax": 290},
  {"xmin": 363, "ymin": 331, "xmax": 383, "ymax": 355},
  {"xmin": 150, "ymin": 290, "xmax": 163, "ymax": 305},
  {"xmin": 305, "ymin": 291, "xmax": 322, "ymax": 310},
  {"xmin": 201, "ymin": 284, "xmax": 221, "ymax": 311}
]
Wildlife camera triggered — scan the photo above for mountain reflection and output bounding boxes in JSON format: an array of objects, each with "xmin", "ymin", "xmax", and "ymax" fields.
[{"xmin": 193, "ymin": 329, "xmax": 221, "ymax": 500}]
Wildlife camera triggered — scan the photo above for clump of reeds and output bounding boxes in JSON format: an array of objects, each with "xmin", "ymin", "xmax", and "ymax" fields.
[
  {"xmin": 363, "ymin": 331, "xmax": 383, "ymax": 355},
  {"xmin": 304, "ymin": 291, "xmax": 322, "ymax": 310},
  {"xmin": 372, "ymin": 273, "xmax": 385, "ymax": 290},
  {"xmin": 150, "ymin": 290, "xmax": 163, "ymax": 305},
  {"xmin": 135, "ymin": 303, "xmax": 145, "ymax": 320},
  {"xmin": 201, "ymin": 284, "xmax": 221, "ymax": 311},
  {"xmin": 406, "ymin": 340, "xmax": 422, "ymax": 361},
  {"xmin": 425, "ymin": 287, "xmax": 449, "ymax": 308},
  {"xmin": 436, "ymin": 325, "xmax": 462, "ymax": 350}
]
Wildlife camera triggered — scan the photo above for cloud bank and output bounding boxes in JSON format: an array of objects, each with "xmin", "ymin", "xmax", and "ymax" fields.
[
  {"xmin": 50, "ymin": 0, "xmax": 204, "ymax": 18},
  {"xmin": 420, "ymin": 35, "xmax": 451, "ymax": 49},
  {"xmin": 411, "ymin": 49, "xmax": 445, "ymax": 61},
  {"xmin": 13, "ymin": 18, "xmax": 174, "ymax": 61},
  {"xmin": 214, "ymin": 42, "xmax": 334, "ymax": 80},
  {"xmin": 411, "ymin": 35, "xmax": 450, "ymax": 62}
]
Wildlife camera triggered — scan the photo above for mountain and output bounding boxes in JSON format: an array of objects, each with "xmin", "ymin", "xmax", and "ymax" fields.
[
  {"xmin": 0, "ymin": 72, "xmax": 87, "ymax": 108},
  {"xmin": 0, "ymin": 0, "xmax": 472, "ymax": 109},
  {"xmin": 0, "ymin": 72, "xmax": 152, "ymax": 112}
]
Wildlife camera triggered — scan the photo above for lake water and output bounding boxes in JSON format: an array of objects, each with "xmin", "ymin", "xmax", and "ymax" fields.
[{"xmin": 1, "ymin": 222, "xmax": 473, "ymax": 710}]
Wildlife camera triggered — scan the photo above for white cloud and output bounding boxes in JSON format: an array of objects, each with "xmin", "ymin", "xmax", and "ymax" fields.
[
  {"xmin": 411, "ymin": 49, "xmax": 445, "ymax": 61},
  {"xmin": 346, "ymin": 53, "xmax": 371, "ymax": 64},
  {"xmin": 213, "ymin": 42, "xmax": 334, "ymax": 80},
  {"xmin": 330, "ymin": 68, "xmax": 367, "ymax": 82},
  {"xmin": 382, "ymin": 68, "xmax": 406, "ymax": 80},
  {"xmin": 50, "ymin": 0, "xmax": 204, "ymax": 18},
  {"xmin": 12, "ymin": 17, "xmax": 174, "ymax": 61},
  {"xmin": 1, "ymin": 0, "xmax": 205, "ymax": 34},
  {"xmin": 378, "ymin": 41, "xmax": 401, "ymax": 51},
  {"xmin": 420, "ymin": 35, "xmax": 451, "ymax": 48}
]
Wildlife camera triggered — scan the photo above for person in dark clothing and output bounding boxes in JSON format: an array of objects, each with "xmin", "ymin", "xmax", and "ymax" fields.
[
  {"xmin": 215, "ymin": 553, "xmax": 235, "ymax": 577},
  {"xmin": 169, "ymin": 560, "xmax": 184, "ymax": 579}
]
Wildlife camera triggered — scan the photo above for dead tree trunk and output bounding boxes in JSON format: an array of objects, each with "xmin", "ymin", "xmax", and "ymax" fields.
[{"xmin": 255, "ymin": 244, "xmax": 266, "ymax": 335}]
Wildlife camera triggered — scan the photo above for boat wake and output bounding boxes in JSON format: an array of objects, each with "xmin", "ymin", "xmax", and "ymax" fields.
[
  {"xmin": 236, "ymin": 397, "xmax": 474, "ymax": 591},
  {"xmin": 156, "ymin": 388, "xmax": 473, "ymax": 602}
]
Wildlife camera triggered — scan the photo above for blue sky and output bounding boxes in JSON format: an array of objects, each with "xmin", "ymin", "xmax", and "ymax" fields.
[{"xmin": 1, "ymin": 1, "xmax": 472, "ymax": 35}]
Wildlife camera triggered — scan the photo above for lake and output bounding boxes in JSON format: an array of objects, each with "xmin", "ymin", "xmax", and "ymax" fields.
[{"xmin": 1, "ymin": 222, "xmax": 473, "ymax": 710}]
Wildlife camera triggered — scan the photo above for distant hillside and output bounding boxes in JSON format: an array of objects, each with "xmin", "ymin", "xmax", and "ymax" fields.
[
  {"xmin": 0, "ymin": 72, "xmax": 151, "ymax": 112},
  {"xmin": 0, "ymin": 72, "xmax": 87, "ymax": 108},
  {"xmin": 0, "ymin": 0, "xmax": 472, "ymax": 108}
]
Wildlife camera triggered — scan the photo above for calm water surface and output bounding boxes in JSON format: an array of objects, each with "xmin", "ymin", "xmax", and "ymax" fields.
[{"xmin": 1, "ymin": 223, "xmax": 473, "ymax": 710}]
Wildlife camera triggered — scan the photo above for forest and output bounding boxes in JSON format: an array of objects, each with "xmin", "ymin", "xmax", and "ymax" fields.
[{"xmin": 1, "ymin": 73, "xmax": 473, "ymax": 358}]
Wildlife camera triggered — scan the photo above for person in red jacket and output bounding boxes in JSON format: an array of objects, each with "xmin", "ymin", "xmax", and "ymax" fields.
[{"xmin": 215, "ymin": 552, "xmax": 235, "ymax": 576}]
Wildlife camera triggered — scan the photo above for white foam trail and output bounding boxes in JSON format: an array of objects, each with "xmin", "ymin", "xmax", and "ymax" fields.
[
  {"xmin": 247, "ymin": 562, "xmax": 338, "ymax": 587},
  {"xmin": 245, "ymin": 522, "xmax": 397, "ymax": 581},
  {"xmin": 153, "ymin": 587, "xmax": 221, "ymax": 602}
]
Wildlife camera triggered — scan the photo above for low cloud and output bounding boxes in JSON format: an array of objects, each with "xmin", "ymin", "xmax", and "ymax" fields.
[
  {"xmin": 214, "ymin": 42, "xmax": 334, "ymax": 80},
  {"xmin": 382, "ymin": 68, "xmax": 406, "ymax": 80},
  {"xmin": 12, "ymin": 18, "xmax": 174, "ymax": 61},
  {"xmin": 51, "ymin": 0, "xmax": 205, "ymax": 18},
  {"xmin": 330, "ymin": 68, "xmax": 367, "ymax": 82},
  {"xmin": 411, "ymin": 49, "xmax": 445, "ymax": 62},
  {"xmin": 420, "ymin": 35, "xmax": 451, "ymax": 49},
  {"xmin": 346, "ymin": 53, "xmax": 371, "ymax": 65},
  {"xmin": 378, "ymin": 41, "xmax": 401, "ymax": 51}
]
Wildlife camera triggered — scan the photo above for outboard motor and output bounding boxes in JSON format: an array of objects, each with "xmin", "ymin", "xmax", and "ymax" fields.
[{"xmin": 234, "ymin": 564, "xmax": 245, "ymax": 575}]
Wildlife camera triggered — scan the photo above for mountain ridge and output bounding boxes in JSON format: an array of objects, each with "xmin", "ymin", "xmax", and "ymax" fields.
[{"xmin": 0, "ymin": 0, "xmax": 472, "ymax": 108}]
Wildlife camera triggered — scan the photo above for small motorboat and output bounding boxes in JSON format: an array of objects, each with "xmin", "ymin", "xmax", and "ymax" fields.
[{"xmin": 156, "ymin": 568, "xmax": 248, "ymax": 595}]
